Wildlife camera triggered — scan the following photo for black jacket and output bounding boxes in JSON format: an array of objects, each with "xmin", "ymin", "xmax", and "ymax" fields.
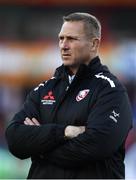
[{"xmin": 6, "ymin": 56, "xmax": 132, "ymax": 179}]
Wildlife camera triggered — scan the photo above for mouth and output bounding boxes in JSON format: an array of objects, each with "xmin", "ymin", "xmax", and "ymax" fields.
[
  {"xmin": 62, "ymin": 54, "xmax": 71, "ymax": 58},
  {"xmin": 62, "ymin": 53, "xmax": 71, "ymax": 56}
]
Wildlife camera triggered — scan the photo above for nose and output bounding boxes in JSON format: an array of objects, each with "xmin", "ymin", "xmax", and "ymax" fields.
[{"xmin": 60, "ymin": 39, "xmax": 69, "ymax": 50}]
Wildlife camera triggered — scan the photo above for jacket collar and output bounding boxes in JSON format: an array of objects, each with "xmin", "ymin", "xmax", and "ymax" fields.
[{"xmin": 54, "ymin": 56, "xmax": 109, "ymax": 80}]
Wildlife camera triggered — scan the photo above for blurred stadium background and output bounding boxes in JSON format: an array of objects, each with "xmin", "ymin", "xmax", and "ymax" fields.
[{"xmin": 0, "ymin": 0, "xmax": 136, "ymax": 179}]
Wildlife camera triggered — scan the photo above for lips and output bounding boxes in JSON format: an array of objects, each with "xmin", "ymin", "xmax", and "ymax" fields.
[
  {"xmin": 62, "ymin": 54, "xmax": 71, "ymax": 60},
  {"xmin": 62, "ymin": 54, "xmax": 71, "ymax": 56}
]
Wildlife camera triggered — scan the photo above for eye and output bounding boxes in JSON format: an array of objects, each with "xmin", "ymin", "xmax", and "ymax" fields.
[
  {"xmin": 68, "ymin": 37, "xmax": 77, "ymax": 41},
  {"xmin": 59, "ymin": 36, "xmax": 64, "ymax": 41}
]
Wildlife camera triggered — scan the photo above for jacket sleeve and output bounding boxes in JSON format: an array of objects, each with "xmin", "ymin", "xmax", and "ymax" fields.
[
  {"xmin": 45, "ymin": 82, "xmax": 132, "ymax": 168},
  {"xmin": 5, "ymin": 83, "xmax": 65, "ymax": 160}
]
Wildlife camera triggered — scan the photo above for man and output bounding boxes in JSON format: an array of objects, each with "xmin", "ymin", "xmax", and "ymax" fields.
[{"xmin": 6, "ymin": 12, "xmax": 132, "ymax": 179}]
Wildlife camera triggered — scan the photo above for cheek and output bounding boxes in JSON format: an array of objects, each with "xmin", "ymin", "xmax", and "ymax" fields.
[
  {"xmin": 78, "ymin": 48, "xmax": 90, "ymax": 61},
  {"xmin": 71, "ymin": 43, "xmax": 89, "ymax": 60},
  {"xmin": 59, "ymin": 41, "xmax": 62, "ymax": 49},
  {"xmin": 77, "ymin": 46, "xmax": 88, "ymax": 56},
  {"xmin": 74, "ymin": 45, "xmax": 83, "ymax": 54}
]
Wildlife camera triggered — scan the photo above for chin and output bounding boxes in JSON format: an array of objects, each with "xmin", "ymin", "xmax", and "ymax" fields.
[{"xmin": 63, "ymin": 60, "xmax": 73, "ymax": 66}]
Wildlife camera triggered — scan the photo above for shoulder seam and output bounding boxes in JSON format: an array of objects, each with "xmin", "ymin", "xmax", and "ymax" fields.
[
  {"xmin": 95, "ymin": 72, "xmax": 115, "ymax": 88},
  {"xmin": 34, "ymin": 76, "xmax": 56, "ymax": 91}
]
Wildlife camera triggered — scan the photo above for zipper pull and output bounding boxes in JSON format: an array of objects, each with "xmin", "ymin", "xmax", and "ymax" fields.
[{"xmin": 65, "ymin": 86, "xmax": 69, "ymax": 91}]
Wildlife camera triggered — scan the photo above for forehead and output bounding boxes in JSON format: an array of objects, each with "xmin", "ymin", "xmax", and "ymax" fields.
[{"xmin": 59, "ymin": 21, "xmax": 86, "ymax": 37}]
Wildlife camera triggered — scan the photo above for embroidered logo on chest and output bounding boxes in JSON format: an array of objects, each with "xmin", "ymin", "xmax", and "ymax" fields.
[
  {"xmin": 41, "ymin": 91, "xmax": 56, "ymax": 105},
  {"xmin": 76, "ymin": 89, "xmax": 90, "ymax": 102}
]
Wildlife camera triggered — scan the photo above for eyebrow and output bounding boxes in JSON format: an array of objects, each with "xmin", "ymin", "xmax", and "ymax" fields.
[{"xmin": 58, "ymin": 35, "xmax": 79, "ymax": 39}]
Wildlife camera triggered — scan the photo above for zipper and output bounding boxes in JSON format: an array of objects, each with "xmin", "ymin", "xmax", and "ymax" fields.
[
  {"xmin": 50, "ymin": 72, "xmax": 81, "ymax": 123},
  {"xmin": 51, "ymin": 80, "xmax": 70, "ymax": 123}
]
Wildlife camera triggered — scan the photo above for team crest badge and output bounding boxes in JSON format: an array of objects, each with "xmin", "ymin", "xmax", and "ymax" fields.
[{"xmin": 76, "ymin": 89, "xmax": 90, "ymax": 102}]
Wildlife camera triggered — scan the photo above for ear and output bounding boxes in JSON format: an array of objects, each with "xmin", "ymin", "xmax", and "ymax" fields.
[{"xmin": 90, "ymin": 38, "xmax": 100, "ymax": 52}]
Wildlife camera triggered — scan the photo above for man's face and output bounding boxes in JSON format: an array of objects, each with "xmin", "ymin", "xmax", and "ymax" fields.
[{"xmin": 58, "ymin": 21, "xmax": 92, "ymax": 68}]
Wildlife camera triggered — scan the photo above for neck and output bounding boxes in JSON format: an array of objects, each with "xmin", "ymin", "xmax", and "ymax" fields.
[
  {"xmin": 84, "ymin": 54, "xmax": 98, "ymax": 65},
  {"xmin": 68, "ymin": 55, "xmax": 98, "ymax": 75},
  {"xmin": 68, "ymin": 67, "xmax": 78, "ymax": 75}
]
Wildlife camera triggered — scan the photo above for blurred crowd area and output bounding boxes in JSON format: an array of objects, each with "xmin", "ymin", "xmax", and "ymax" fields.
[{"xmin": 0, "ymin": 0, "xmax": 136, "ymax": 179}]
